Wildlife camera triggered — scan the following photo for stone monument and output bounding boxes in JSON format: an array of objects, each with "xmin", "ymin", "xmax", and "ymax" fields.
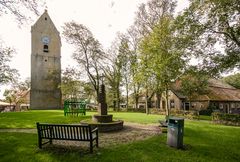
[
  {"xmin": 92, "ymin": 83, "xmax": 113, "ymax": 123},
  {"xmin": 81, "ymin": 74, "xmax": 123, "ymax": 132}
]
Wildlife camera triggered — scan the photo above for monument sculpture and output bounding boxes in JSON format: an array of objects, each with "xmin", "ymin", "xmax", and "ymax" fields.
[
  {"xmin": 82, "ymin": 77, "xmax": 123, "ymax": 132},
  {"xmin": 92, "ymin": 83, "xmax": 113, "ymax": 123}
]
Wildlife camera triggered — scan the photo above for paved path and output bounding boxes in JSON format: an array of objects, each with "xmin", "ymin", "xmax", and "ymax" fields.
[{"xmin": 0, "ymin": 128, "xmax": 36, "ymax": 133}]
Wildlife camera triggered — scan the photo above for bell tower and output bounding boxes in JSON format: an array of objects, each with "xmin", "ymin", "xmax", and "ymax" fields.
[{"xmin": 30, "ymin": 10, "xmax": 62, "ymax": 109}]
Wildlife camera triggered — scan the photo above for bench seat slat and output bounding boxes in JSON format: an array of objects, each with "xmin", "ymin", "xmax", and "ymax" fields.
[
  {"xmin": 79, "ymin": 127, "xmax": 82, "ymax": 140},
  {"xmin": 73, "ymin": 126, "xmax": 76, "ymax": 139}
]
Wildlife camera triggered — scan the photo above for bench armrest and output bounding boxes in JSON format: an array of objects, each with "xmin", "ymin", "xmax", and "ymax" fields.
[{"xmin": 91, "ymin": 127, "xmax": 98, "ymax": 133}]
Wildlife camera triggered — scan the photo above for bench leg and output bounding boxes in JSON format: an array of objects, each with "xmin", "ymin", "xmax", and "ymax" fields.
[
  {"xmin": 96, "ymin": 137, "xmax": 99, "ymax": 148},
  {"xmin": 38, "ymin": 138, "xmax": 42, "ymax": 149},
  {"xmin": 90, "ymin": 141, "xmax": 93, "ymax": 153},
  {"xmin": 49, "ymin": 139, "xmax": 53, "ymax": 144}
]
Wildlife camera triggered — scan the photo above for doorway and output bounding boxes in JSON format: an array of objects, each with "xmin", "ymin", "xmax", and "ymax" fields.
[{"xmin": 184, "ymin": 102, "xmax": 190, "ymax": 111}]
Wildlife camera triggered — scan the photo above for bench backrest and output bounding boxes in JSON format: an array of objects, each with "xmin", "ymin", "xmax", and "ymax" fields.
[
  {"xmin": 64, "ymin": 101, "xmax": 86, "ymax": 110},
  {"xmin": 37, "ymin": 123, "xmax": 92, "ymax": 141}
]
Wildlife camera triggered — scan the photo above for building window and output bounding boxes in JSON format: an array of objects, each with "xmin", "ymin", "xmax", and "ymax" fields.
[
  {"xmin": 45, "ymin": 17, "xmax": 47, "ymax": 20},
  {"xmin": 170, "ymin": 100, "xmax": 175, "ymax": 108},
  {"xmin": 231, "ymin": 103, "xmax": 235, "ymax": 108},
  {"xmin": 43, "ymin": 45, "xmax": 49, "ymax": 52},
  {"xmin": 237, "ymin": 103, "xmax": 240, "ymax": 108},
  {"xmin": 219, "ymin": 103, "xmax": 223, "ymax": 109}
]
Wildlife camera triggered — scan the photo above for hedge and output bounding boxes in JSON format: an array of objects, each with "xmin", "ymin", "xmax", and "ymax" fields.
[{"xmin": 212, "ymin": 112, "xmax": 240, "ymax": 126}]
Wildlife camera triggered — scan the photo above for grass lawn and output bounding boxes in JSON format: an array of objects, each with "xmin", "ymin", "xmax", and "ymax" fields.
[
  {"xmin": 0, "ymin": 110, "xmax": 165, "ymax": 128},
  {"xmin": 0, "ymin": 110, "xmax": 239, "ymax": 162}
]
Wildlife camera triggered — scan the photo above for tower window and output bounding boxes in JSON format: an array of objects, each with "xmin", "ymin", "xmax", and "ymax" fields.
[
  {"xmin": 43, "ymin": 45, "xmax": 49, "ymax": 52},
  {"xmin": 45, "ymin": 17, "xmax": 47, "ymax": 20}
]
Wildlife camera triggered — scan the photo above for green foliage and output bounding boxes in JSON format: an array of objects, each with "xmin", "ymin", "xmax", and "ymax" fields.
[
  {"xmin": 222, "ymin": 73, "xmax": 240, "ymax": 89},
  {"xmin": 199, "ymin": 109, "xmax": 213, "ymax": 116},
  {"xmin": 212, "ymin": 112, "xmax": 240, "ymax": 126},
  {"xmin": 175, "ymin": 0, "xmax": 240, "ymax": 74},
  {"xmin": 139, "ymin": 15, "xmax": 185, "ymax": 115},
  {"xmin": 104, "ymin": 35, "xmax": 131, "ymax": 111},
  {"xmin": 0, "ymin": 42, "xmax": 19, "ymax": 85},
  {"xmin": 61, "ymin": 67, "xmax": 83, "ymax": 101},
  {"xmin": 180, "ymin": 68, "xmax": 209, "ymax": 101}
]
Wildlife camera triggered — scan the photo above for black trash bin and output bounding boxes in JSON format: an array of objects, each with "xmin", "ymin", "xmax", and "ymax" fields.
[{"xmin": 167, "ymin": 117, "xmax": 184, "ymax": 149}]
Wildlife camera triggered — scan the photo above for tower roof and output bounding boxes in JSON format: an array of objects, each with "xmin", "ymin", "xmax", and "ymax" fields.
[{"xmin": 31, "ymin": 10, "xmax": 59, "ymax": 34}]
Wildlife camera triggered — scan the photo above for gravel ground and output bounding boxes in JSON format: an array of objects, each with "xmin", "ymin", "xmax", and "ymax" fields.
[{"xmin": 54, "ymin": 122, "xmax": 161, "ymax": 148}]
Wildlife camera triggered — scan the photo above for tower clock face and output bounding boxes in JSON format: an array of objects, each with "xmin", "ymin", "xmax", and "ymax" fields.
[{"xmin": 42, "ymin": 36, "xmax": 50, "ymax": 44}]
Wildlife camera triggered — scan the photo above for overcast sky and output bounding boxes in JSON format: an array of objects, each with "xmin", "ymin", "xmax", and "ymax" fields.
[{"xmin": 0, "ymin": 0, "xmax": 189, "ymax": 98}]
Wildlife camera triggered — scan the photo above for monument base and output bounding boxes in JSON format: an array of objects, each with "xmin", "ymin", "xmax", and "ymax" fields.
[
  {"xmin": 80, "ymin": 120, "xmax": 124, "ymax": 132},
  {"xmin": 92, "ymin": 114, "xmax": 113, "ymax": 123}
]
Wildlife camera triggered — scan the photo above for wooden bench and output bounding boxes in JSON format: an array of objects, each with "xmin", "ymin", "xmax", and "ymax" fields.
[{"xmin": 36, "ymin": 123, "xmax": 98, "ymax": 153}]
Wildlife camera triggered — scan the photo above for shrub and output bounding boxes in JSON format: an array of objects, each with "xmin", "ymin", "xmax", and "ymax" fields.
[
  {"xmin": 121, "ymin": 108, "xmax": 146, "ymax": 113},
  {"xmin": 183, "ymin": 110, "xmax": 200, "ymax": 120},
  {"xmin": 212, "ymin": 112, "xmax": 240, "ymax": 126},
  {"xmin": 149, "ymin": 108, "xmax": 165, "ymax": 115},
  {"xmin": 199, "ymin": 109, "xmax": 213, "ymax": 116}
]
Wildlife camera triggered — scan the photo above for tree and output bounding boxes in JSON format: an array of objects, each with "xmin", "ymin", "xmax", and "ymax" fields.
[
  {"xmin": 223, "ymin": 73, "xmax": 240, "ymax": 89},
  {"xmin": 180, "ymin": 67, "xmax": 209, "ymax": 110},
  {"xmin": 126, "ymin": 25, "xmax": 142, "ymax": 109},
  {"xmin": 0, "ymin": 42, "xmax": 19, "ymax": 85},
  {"xmin": 17, "ymin": 77, "xmax": 30, "ymax": 91},
  {"xmin": 117, "ymin": 35, "xmax": 132, "ymax": 110},
  {"xmin": 104, "ymin": 64, "xmax": 121, "ymax": 111},
  {"xmin": 134, "ymin": 0, "xmax": 176, "ymax": 36},
  {"xmin": 0, "ymin": 0, "xmax": 43, "ymax": 86},
  {"xmin": 139, "ymin": 15, "xmax": 185, "ymax": 116},
  {"xmin": 3, "ymin": 78, "xmax": 31, "ymax": 110},
  {"xmin": 0, "ymin": 0, "xmax": 44, "ymax": 24},
  {"xmin": 104, "ymin": 36, "xmax": 125, "ymax": 111},
  {"xmin": 61, "ymin": 67, "xmax": 82, "ymax": 101},
  {"xmin": 175, "ymin": 0, "xmax": 240, "ymax": 74},
  {"xmin": 131, "ymin": 0, "xmax": 177, "ymax": 114},
  {"xmin": 63, "ymin": 21, "xmax": 105, "ymax": 103}
]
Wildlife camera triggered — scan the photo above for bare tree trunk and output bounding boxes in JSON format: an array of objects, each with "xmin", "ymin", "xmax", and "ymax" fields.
[
  {"xmin": 116, "ymin": 87, "xmax": 120, "ymax": 111},
  {"xmin": 113, "ymin": 93, "xmax": 116, "ymax": 111},
  {"xmin": 147, "ymin": 92, "xmax": 155, "ymax": 109},
  {"xmin": 126, "ymin": 83, "xmax": 129, "ymax": 110},
  {"xmin": 165, "ymin": 89, "xmax": 170, "ymax": 118},
  {"xmin": 134, "ymin": 84, "xmax": 139, "ymax": 109},
  {"xmin": 156, "ymin": 92, "xmax": 161, "ymax": 109},
  {"xmin": 145, "ymin": 88, "xmax": 149, "ymax": 114},
  {"xmin": 135, "ymin": 95, "xmax": 139, "ymax": 109}
]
